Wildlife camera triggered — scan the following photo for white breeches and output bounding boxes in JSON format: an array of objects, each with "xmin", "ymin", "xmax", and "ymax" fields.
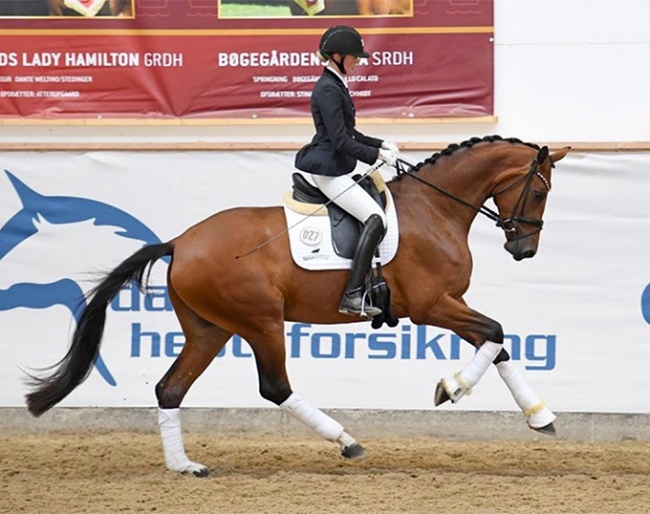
[{"xmin": 312, "ymin": 173, "xmax": 387, "ymax": 229}]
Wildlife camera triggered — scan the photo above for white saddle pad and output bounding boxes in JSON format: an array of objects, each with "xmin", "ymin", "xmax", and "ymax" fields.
[{"xmin": 283, "ymin": 190, "xmax": 399, "ymax": 271}]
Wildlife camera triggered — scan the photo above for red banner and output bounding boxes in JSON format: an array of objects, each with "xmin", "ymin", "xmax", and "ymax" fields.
[{"xmin": 0, "ymin": 0, "xmax": 493, "ymax": 119}]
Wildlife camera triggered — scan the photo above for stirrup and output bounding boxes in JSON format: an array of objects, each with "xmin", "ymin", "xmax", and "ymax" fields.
[{"xmin": 338, "ymin": 288, "xmax": 382, "ymax": 319}]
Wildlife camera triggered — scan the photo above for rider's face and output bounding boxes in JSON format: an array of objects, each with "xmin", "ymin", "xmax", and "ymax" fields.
[
  {"xmin": 331, "ymin": 53, "xmax": 360, "ymax": 75},
  {"xmin": 343, "ymin": 54, "xmax": 361, "ymax": 74}
]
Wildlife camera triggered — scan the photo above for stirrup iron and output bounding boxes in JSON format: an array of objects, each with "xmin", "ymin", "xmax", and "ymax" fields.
[{"xmin": 339, "ymin": 287, "xmax": 382, "ymax": 319}]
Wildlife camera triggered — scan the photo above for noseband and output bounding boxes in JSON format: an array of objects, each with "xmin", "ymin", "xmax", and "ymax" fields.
[
  {"xmin": 394, "ymin": 156, "xmax": 552, "ymax": 241},
  {"xmin": 491, "ymin": 159, "xmax": 552, "ymax": 241}
]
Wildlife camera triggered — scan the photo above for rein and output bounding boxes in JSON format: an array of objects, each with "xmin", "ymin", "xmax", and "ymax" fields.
[{"xmin": 394, "ymin": 156, "xmax": 549, "ymax": 239}]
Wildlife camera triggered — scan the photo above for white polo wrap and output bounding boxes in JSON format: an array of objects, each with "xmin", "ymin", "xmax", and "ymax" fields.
[{"xmin": 280, "ymin": 393, "xmax": 344, "ymax": 441}]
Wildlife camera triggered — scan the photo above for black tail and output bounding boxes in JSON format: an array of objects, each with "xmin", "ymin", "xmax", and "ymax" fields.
[{"xmin": 25, "ymin": 242, "xmax": 174, "ymax": 417}]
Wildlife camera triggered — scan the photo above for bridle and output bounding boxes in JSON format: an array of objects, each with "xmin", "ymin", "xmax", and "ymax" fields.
[
  {"xmin": 394, "ymin": 154, "xmax": 553, "ymax": 243},
  {"xmin": 490, "ymin": 157, "xmax": 553, "ymax": 241}
]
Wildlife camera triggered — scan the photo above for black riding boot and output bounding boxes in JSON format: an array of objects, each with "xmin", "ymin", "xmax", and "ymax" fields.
[{"xmin": 339, "ymin": 214, "xmax": 385, "ymax": 318}]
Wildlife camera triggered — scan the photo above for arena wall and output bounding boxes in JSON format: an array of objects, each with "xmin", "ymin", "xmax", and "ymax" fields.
[
  {"xmin": 1, "ymin": 0, "xmax": 649, "ymax": 439},
  {"xmin": 3, "ymin": 407, "xmax": 650, "ymax": 442}
]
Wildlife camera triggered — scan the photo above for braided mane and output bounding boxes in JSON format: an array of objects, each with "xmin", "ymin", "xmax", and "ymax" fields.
[{"xmin": 410, "ymin": 135, "xmax": 540, "ymax": 173}]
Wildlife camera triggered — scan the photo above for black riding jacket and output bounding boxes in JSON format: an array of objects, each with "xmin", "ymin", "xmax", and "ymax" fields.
[{"xmin": 295, "ymin": 68, "xmax": 382, "ymax": 176}]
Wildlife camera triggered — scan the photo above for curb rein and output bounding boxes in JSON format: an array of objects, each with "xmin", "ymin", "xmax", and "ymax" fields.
[{"xmin": 393, "ymin": 157, "xmax": 552, "ymax": 242}]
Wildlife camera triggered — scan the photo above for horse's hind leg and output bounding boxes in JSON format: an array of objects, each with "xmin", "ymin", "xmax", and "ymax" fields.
[
  {"xmin": 426, "ymin": 294, "xmax": 556, "ymax": 433},
  {"xmin": 244, "ymin": 322, "xmax": 365, "ymax": 460},
  {"xmin": 155, "ymin": 285, "xmax": 232, "ymax": 477}
]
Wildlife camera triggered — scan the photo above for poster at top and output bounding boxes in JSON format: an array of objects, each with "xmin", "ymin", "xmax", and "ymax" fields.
[{"xmin": 0, "ymin": 0, "xmax": 493, "ymax": 119}]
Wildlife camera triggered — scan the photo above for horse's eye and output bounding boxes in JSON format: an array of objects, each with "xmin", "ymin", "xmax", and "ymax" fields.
[{"xmin": 533, "ymin": 190, "xmax": 546, "ymax": 201}]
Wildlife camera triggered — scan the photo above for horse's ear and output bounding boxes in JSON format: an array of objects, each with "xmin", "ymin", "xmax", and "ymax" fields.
[
  {"xmin": 536, "ymin": 146, "xmax": 549, "ymax": 163},
  {"xmin": 550, "ymin": 146, "xmax": 571, "ymax": 164}
]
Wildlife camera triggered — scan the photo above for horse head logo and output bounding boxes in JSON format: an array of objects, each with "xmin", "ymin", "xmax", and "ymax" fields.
[
  {"xmin": 0, "ymin": 170, "xmax": 163, "ymax": 386},
  {"xmin": 642, "ymin": 283, "xmax": 650, "ymax": 326}
]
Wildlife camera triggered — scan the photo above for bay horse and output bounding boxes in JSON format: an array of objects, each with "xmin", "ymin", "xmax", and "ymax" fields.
[
  {"xmin": 46, "ymin": 0, "xmax": 132, "ymax": 16},
  {"xmin": 288, "ymin": 0, "xmax": 409, "ymax": 16},
  {"xmin": 25, "ymin": 135, "xmax": 570, "ymax": 477}
]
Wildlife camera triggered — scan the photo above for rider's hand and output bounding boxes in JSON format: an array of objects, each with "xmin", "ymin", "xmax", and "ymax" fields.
[
  {"xmin": 381, "ymin": 140, "xmax": 399, "ymax": 154},
  {"xmin": 378, "ymin": 148, "xmax": 398, "ymax": 167}
]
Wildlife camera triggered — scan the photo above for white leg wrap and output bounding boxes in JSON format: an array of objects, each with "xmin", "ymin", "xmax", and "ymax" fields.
[
  {"xmin": 496, "ymin": 360, "xmax": 556, "ymax": 429},
  {"xmin": 158, "ymin": 408, "xmax": 191, "ymax": 472},
  {"xmin": 438, "ymin": 341, "xmax": 503, "ymax": 404},
  {"xmin": 495, "ymin": 360, "xmax": 539, "ymax": 411},
  {"xmin": 337, "ymin": 431, "xmax": 357, "ymax": 447},
  {"xmin": 280, "ymin": 393, "xmax": 344, "ymax": 442},
  {"xmin": 460, "ymin": 341, "xmax": 502, "ymax": 387}
]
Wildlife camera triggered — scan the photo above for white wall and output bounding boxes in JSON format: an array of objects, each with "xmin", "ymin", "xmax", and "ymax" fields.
[
  {"xmin": 1, "ymin": 0, "xmax": 648, "ymax": 145},
  {"xmin": 493, "ymin": 0, "xmax": 650, "ymax": 143},
  {"xmin": 1, "ymin": 150, "xmax": 649, "ymax": 413}
]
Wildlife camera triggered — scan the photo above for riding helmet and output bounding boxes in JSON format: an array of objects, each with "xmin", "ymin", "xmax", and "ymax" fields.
[{"xmin": 319, "ymin": 26, "xmax": 370, "ymax": 59}]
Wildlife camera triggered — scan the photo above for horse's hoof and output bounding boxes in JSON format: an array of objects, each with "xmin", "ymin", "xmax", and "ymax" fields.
[
  {"xmin": 341, "ymin": 442, "xmax": 366, "ymax": 460},
  {"xmin": 531, "ymin": 422, "xmax": 556, "ymax": 436},
  {"xmin": 179, "ymin": 462, "xmax": 210, "ymax": 477},
  {"xmin": 434, "ymin": 381, "xmax": 450, "ymax": 406},
  {"xmin": 191, "ymin": 467, "xmax": 210, "ymax": 478}
]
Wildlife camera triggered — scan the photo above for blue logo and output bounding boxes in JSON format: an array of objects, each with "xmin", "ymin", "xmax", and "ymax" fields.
[
  {"xmin": 0, "ymin": 170, "xmax": 163, "ymax": 386},
  {"xmin": 642, "ymin": 283, "xmax": 650, "ymax": 325}
]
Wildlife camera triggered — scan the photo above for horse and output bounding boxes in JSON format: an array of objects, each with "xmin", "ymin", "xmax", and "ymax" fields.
[
  {"xmin": 45, "ymin": 0, "xmax": 132, "ymax": 16},
  {"xmin": 355, "ymin": 0, "xmax": 410, "ymax": 15},
  {"xmin": 288, "ymin": 0, "xmax": 409, "ymax": 16},
  {"xmin": 25, "ymin": 135, "xmax": 571, "ymax": 477}
]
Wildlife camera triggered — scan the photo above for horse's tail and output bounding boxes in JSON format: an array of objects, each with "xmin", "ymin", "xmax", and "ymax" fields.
[{"xmin": 25, "ymin": 242, "xmax": 174, "ymax": 417}]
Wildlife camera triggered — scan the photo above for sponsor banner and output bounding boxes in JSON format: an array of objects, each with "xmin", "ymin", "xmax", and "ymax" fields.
[
  {"xmin": 1, "ymin": 149, "xmax": 649, "ymax": 413},
  {"xmin": 0, "ymin": 0, "xmax": 493, "ymax": 118}
]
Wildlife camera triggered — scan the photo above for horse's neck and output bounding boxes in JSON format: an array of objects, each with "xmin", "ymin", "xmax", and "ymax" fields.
[
  {"xmin": 399, "ymin": 151, "xmax": 498, "ymax": 226},
  {"xmin": 391, "ymin": 144, "xmax": 532, "ymax": 233},
  {"xmin": 436, "ymin": 145, "xmax": 532, "ymax": 201}
]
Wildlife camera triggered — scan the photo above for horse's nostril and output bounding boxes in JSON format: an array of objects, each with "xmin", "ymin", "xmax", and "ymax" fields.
[{"xmin": 512, "ymin": 249, "xmax": 535, "ymax": 261}]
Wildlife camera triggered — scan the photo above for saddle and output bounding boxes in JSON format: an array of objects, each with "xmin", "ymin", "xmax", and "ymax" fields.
[
  {"xmin": 290, "ymin": 172, "xmax": 398, "ymax": 329},
  {"xmin": 291, "ymin": 172, "xmax": 387, "ymax": 259}
]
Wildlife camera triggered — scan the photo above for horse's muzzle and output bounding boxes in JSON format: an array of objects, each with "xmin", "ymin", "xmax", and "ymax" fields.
[{"xmin": 504, "ymin": 239, "xmax": 536, "ymax": 261}]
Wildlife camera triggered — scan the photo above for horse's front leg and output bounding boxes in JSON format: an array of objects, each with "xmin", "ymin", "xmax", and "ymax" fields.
[
  {"xmin": 422, "ymin": 293, "xmax": 556, "ymax": 434},
  {"xmin": 492, "ymin": 353, "xmax": 556, "ymax": 434}
]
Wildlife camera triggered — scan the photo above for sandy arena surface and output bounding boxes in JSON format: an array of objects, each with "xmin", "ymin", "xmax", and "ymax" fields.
[{"xmin": 1, "ymin": 432, "xmax": 650, "ymax": 514}]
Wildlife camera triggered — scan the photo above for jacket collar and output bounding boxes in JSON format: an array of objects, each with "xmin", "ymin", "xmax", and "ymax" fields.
[{"xmin": 324, "ymin": 65, "xmax": 348, "ymax": 89}]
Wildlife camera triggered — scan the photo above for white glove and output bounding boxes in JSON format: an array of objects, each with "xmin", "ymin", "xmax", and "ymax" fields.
[
  {"xmin": 378, "ymin": 148, "xmax": 398, "ymax": 167},
  {"xmin": 381, "ymin": 140, "xmax": 399, "ymax": 154}
]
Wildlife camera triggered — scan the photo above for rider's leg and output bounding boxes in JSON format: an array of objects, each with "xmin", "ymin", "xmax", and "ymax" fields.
[
  {"xmin": 339, "ymin": 214, "xmax": 385, "ymax": 316},
  {"xmin": 312, "ymin": 174, "xmax": 387, "ymax": 318},
  {"xmin": 311, "ymin": 174, "xmax": 387, "ymax": 227}
]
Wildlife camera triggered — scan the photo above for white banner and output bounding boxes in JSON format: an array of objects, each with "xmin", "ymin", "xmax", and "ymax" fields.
[{"xmin": 1, "ymin": 150, "xmax": 649, "ymax": 414}]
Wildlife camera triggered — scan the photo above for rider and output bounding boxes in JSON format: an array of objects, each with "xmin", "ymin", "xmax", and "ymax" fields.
[{"xmin": 295, "ymin": 25, "xmax": 399, "ymax": 319}]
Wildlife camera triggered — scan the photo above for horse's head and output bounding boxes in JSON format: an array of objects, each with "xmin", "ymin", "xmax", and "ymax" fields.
[
  {"xmin": 491, "ymin": 145, "xmax": 571, "ymax": 261},
  {"xmin": 0, "ymin": 170, "xmax": 163, "ymax": 287}
]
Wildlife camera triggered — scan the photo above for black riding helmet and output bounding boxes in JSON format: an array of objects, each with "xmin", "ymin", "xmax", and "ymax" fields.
[{"xmin": 318, "ymin": 26, "xmax": 369, "ymax": 74}]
